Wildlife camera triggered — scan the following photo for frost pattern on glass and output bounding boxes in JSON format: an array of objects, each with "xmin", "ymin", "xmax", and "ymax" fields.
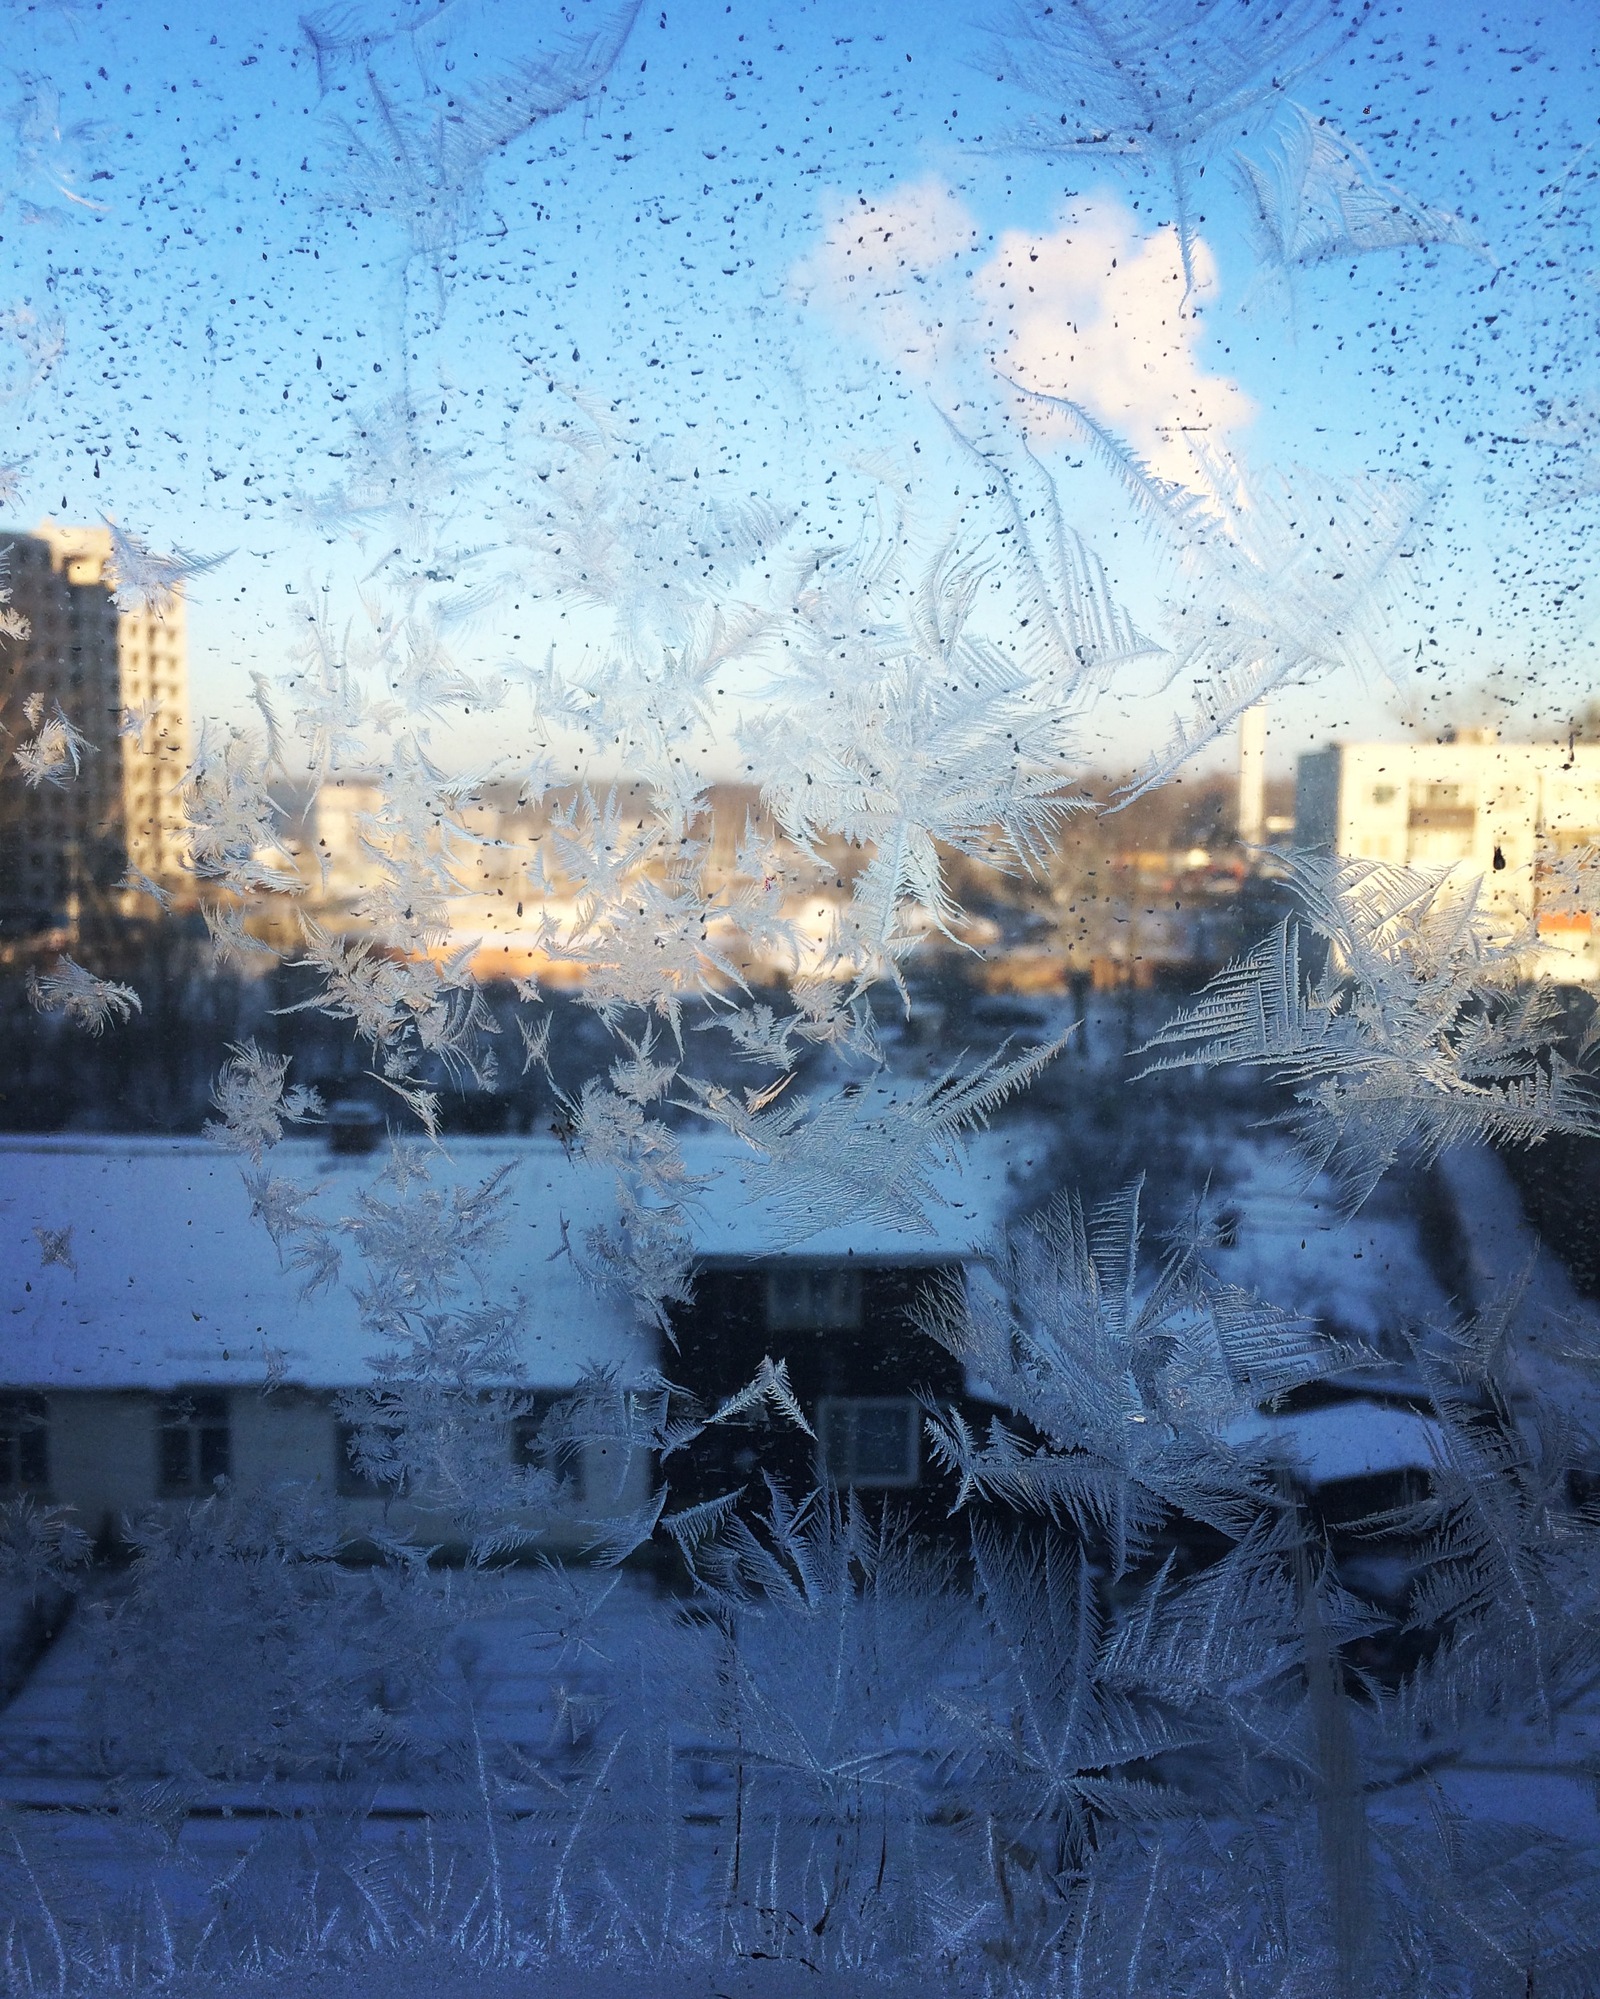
[
  {"xmin": 0, "ymin": 0, "xmax": 1597, "ymax": 1991},
  {"xmin": 1140, "ymin": 856, "xmax": 1600, "ymax": 1204}
]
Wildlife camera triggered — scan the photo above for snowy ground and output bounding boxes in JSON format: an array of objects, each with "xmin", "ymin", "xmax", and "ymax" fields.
[
  {"xmin": 157, "ymin": 1950, "xmax": 975, "ymax": 1999},
  {"xmin": 1378, "ymin": 1144, "xmax": 1600, "ymax": 1841},
  {"xmin": 0, "ymin": 1565, "xmax": 691, "ymax": 1814},
  {"xmin": 1437, "ymin": 1139, "xmax": 1600, "ymax": 1427},
  {"xmin": 1199, "ymin": 1133, "xmax": 1455, "ymax": 1348},
  {"xmin": 3, "ymin": 1133, "xmax": 1597, "ymax": 1987}
]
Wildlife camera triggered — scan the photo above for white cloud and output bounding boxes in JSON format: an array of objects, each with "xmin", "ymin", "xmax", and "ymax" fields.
[{"xmin": 791, "ymin": 178, "xmax": 1253, "ymax": 490}]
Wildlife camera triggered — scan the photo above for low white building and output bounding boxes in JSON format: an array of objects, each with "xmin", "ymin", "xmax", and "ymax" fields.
[
  {"xmin": 1295, "ymin": 734, "xmax": 1600, "ymax": 979},
  {"xmin": 0, "ymin": 1129, "xmax": 1019, "ymax": 1547},
  {"xmin": 0, "ymin": 1136, "xmax": 654, "ymax": 1549}
]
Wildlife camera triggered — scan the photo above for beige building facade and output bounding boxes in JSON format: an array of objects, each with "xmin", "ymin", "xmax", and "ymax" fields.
[
  {"xmin": 1296, "ymin": 734, "xmax": 1600, "ymax": 980},
  {"xmin": 0, "ymin": 1135, "xmax": 657, "ymax": 1552},
  {"xmin": 1, "ymin": 521, "xmax": 189, "ymax": 927}
]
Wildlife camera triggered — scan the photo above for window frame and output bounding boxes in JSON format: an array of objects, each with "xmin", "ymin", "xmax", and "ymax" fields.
[
  {"xmin": 334, "ymin": 1416, "xmax": 405, "ymax": 1499},
  {"xmin": 816, "ymin": 1395, "xmax": 921, "ymax": 1490},
  {"xmin": 765, "ymin": 1263, "xmax": 864, "ymax": 1334},
  {"xmin": 511, "ymin": 1391, "xmax": 586, "ymax": 1502},
  {"xmin": 0, "ymin": 1392, "xmax": 49, "ymax": 1495},
  {"xmin": 156, "ymin": 1389, "xmax": 231, "ymax": 1498}
]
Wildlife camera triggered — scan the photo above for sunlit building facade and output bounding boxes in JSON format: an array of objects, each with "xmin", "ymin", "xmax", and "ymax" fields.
[
  {"xmin": 0, "ymin": 521, "xmax": 190, "ymax": 930},
  {"xmin": 1296, "ymin": 733, "xmax": 1600, "ymax": 978}
]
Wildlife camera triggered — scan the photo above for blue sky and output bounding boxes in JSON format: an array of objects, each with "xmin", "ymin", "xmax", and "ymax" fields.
[{"xmin": 2, "ymin": 0, "xmax": 1596, "ymax": 777}]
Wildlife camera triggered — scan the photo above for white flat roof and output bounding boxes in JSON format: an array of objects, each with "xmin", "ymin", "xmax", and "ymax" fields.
[
  {"xmin": 0, "ymin": 1135, "xmax": 639, "ymax": 1392},
  {"xmin": 0, "ymin": 1126, "xmax": 1025, "ymax": 1392},
  {"xmin": 1226, "ymin": 1399, "xmax": 1444, "ymax": 1485}
]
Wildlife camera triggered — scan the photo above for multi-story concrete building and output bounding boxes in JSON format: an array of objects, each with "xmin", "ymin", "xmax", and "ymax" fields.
[
  {"xmin": 293, "ymin": 770, "xmax": 387, "ymax": 904},
  {"xmin": 1295, "ymin": 732, "xmax": 1600, "ymax": 979},
  {"xmin": 0, "ymin": 521, "xmax": 189, "ymax": 931}
]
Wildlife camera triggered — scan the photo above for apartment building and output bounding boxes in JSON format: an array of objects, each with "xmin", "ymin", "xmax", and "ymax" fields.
[
  {"xmin": 1296, "ymin": 733, "xmax": 1600, "ymax": 978},
  {"xmin": 0, "ymin": 521, "xmax": 190, "ymax": 929}
]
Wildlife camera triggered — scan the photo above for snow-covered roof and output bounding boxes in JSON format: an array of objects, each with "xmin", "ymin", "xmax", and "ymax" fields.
[
  {"xmin": 683, "ymin": 1129, "xmax": 1025, "ymax": 1264},
  {"xmin": 0, "ymin": 1135, "xmax": 635, "ymax": 1392},
  {"xmin": 0, "ymin": 1128, "xmax": 1023, "ymax": 1393},
  {"xmin": 1227, "ymin": 1399, "xmax": 1444, "ymax": 1486}
]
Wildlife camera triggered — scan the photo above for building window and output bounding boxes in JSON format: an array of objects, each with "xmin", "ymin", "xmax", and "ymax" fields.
[
  {"xmin": 1371, "ymin": 784, "xmax": 1396, "ymax": 805},
  {"xmin": 766, "ymin": 1265, "xmax": 862, "ymax": 1333},
  {"xmin": 157, "ymin": 1391, "xmax": 230, "ymax": 1497},
  {"xmin": 335, "ymin": 1418, "xmax": 402, "ymax": 1497},
  {"xmin": 0, "ymin": 1394, "xmax": 48, "ymax": 1493},
  {"xmin": 817, "ymin": 1396, "xmax": 920, "ymax": 1489},
  {"xmin": 512, "ymin": 1394, "xmax": 585, "ymax": 1499}
]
